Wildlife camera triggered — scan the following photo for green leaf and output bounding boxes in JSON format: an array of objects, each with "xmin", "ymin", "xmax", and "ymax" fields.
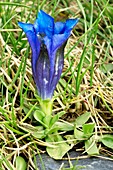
[
  {"xmin": 75, "ymin": 112, "xmax": 91, "ymax": 127},
  {"xmin": 101, "ymin": 134, "xmax": 113, "ymax": 149},
  {"xmin": 50, "ymin": 111, "xmax": 66, "ymax": 127},
  {"xmin": 64, "ymin": 135, "xmax": 76, "ymax": 145},
  {"xmin": 18, "ymin": 123, "xmax": 43, "ymax": 133},
  {"xmin": 33, "ymin": 111, "xmax": 48, "ymax": 128},
  {"xmin": 57, "ymin": 111, "xmax": 66, "ymax": 118},
  {"xmin": 16, "ymin": 156, "xmax": 27, "ymax": 170},
  {"xmin": 43, "ymin": 115, "xmax": 52, "ymax": 127},
  {"xmin": 83, "ymin": 123, "xmax": 95, "ymax": 138},
  {"xmin": 50, "ymin": 114, "xmax": 59, "ymax": 127},
  {"xmin": 32, "ymin": 130, "xmax": 46, "ymax": 139},
  {"xmin": 85, "ymin": 136, "xmax": 99, "ymax": 155},
  {"xmin": 45, "ymin": 127, "xmax": 59, "ymax": 135},
  {"xmin": 34, "ymin": 110, "xmax": 45, "ymax": 121},
  {"xmin": 18, "ymin": 123, "xmax": 46, "ymax": 139},
  {"xmin": 46, "ymin": 134, "xmax": 73, "ymax": 159},
  {"xmin": 74, "ymin": 128, "xmax": 84, "ymax": 140},
  {"xmin": 54, "ymin": 121, "xmax": 74, "ymax": 131}
]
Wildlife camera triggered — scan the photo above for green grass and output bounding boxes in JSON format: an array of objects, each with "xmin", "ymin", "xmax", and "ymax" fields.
[{"xmin": 0, "ymin": 0, "xmax": 113, "ymax": 169}]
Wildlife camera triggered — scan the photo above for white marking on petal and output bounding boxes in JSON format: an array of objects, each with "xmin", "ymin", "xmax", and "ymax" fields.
[
  {"xmin": 43, "ymin": 60, "xmax": 46, "ymax": 69},
  {"xmin": 55, "ymin": 57, "xmax": 59, "ymax": 75},
  {"xmin": 43, "ymin": 78, "xmax": 48, "ymax": 85}
]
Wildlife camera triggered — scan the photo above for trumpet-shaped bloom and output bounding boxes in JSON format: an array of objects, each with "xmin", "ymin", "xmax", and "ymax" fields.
[{"xmin": 18, "ymin": 10, "xmax": 78, "ymax": 100}]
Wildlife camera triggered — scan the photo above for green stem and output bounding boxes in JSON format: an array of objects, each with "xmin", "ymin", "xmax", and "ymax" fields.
[{"xmin": 39, "ymin": 99, "xmax": 53, "ymax": 116}]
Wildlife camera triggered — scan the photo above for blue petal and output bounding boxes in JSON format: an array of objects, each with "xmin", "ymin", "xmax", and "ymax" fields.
[
  {"xmin": 43, "ymin": 37, "xmax": 53, "ymax": 84},
  {"xmin": 52, "ymin": 33, "xmax": 70, "ymax": 51},
  {"xmin": 65, "ymin": 19, "xmax": 79, "ymax": 32},
  {"xmin": 35, "ymin": 45, "xmax": 51, "ymax": 99},
  {"xmin": 18, "ymin": 22, "xmax": 40, "ymax": 69},
  {"xmin": 50, "ymin": 44, "xmax": 65, "ymax": 96},
  {"xmin": 49, "ymin": 35, "xmax": 67, "ymax": 88},
  {"xmin": 44, "ymin": 33, "xmax": 69, "ymax": 89},
  {"xmin": 18, "ymin": 22, "xmax": 41, "ymax": 96},
  {"xmin": 18, "ymin": 22, "xmax": 34, "ymax": 33},
  {"xmin": 34, "ymin": 19, "xmax": 39, "ymax": 33},
  {"xmin": 44, "ymin": 33, "xmax": 70, "ymax": 55},
  {"xmin": 25, "ymin": 31, "xmax": 41, "ymax": 95},
  {"xmin": 54, "ymin": 21, "xmax": 65, "ymax": 34},
  {"xmin": 36, "ymin": 10, "xmax": 54, "ymax": 38}
]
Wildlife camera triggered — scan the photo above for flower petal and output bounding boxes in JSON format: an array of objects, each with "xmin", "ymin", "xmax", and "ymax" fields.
[
  {"xmin": 44, "ymin": 32, "xmax": 69, "ymax": 87},
  {"xmin": 65, "ymin": 19, "xmax": 79, "ymax": 32},
  {"xmin": 35, "ymin": 44, "xmax": 51, "ymax": 99},
  {"xmin": 18, "ymin": 22, "xmax": 40, "ymax": 71},
  {"xmin": 18, "ymin": 22, "xmax": 42, "ymax": 95},
  {"xmin": 34, "ymin": 19, "xmax": 39, "ymax": 33},
  {"xmin": 50, "ymin": 43, "xmax": 66, "ymax": 95},
  {"xmin": 54, "ymin": 21, "xmax": 65, "ymax": 34},
  {"xmin": 52, "ymin": 33, "xmax": 70, "ymax": 51},
  {"xmin": 18, "ymin": 22, "xmax": 34, "ymax": 33},
  {"xmin": 36, "ymin": 10, "xmax": 54, "ymax": 38},
  {"xmin": 44, "ymin": 32, "xmax": 70, "ymax": 54},
  {"xmin": 26, "ymin": 32, "xmax": 41, "ymax": 96}
]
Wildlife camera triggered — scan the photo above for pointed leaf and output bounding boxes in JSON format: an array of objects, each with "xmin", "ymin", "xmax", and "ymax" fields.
[
  {"xmin": 34, "ymin": 111, "xmax": 48, "ymax": 128},
  {"xmin": 46, "ymin": 134, "xmax": 73, "ymax": 159},
  {"xmin": 50, "ymin": 111, "xmax": 66, "ymax": 127},
  {"xmin": 101, "ymin": 135, "xmax": 113, "ymax": 149},
  {"xmin": 74, "ymin": 128, "xmax": 84, "ymax": 140},
  {"xmin": 85, "ymin": 136, "xmax": 99, "ymax": 155},
  {"xmin": 34, "ymin": 110, "xmax": 45, "ymax": 121},
  {"xmin": 83, "ymin": 123, "xmax": 95, "ymax": 138},
  {"xmin": 43, "ymin": 115, "xmax": 52, "ymax": 127},
  {"xmin": 18, "ymin": 123, "xmax": 43, "ymax": 133},
  {"xmin": 32, "ymin": 130, "xmax": 45, "ymax": 139},
  {"xmin": 75, "ymin": 112, "xmax": 91, "ymax": 127},
  {"xmin": 54, "ymin": 121, "xmax": 74, "ymax": 131},
  {"xmin": 50, "ymin": 114, "xmax": 59, "ymax": 127}
]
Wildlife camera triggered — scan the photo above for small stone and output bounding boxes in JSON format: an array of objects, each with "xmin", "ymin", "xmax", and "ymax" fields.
[{"xmin": 35, "ymin": 151, "xmax": 113, "ymax": 170}]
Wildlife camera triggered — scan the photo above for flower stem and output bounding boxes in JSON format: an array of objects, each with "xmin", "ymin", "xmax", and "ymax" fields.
[{"xmin": 39, "ymin": 99, "xmax": 53, "ymax": 115}]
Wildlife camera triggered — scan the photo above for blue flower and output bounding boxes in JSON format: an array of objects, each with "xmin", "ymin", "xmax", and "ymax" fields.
[{"xmin": 18, "ymin": 10, "xmax": 78, "ymax": 100}]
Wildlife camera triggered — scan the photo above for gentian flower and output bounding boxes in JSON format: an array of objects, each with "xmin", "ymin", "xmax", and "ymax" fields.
[{"xmin": 18, "ymin": 10, "xmax": 78, "ymax": 100}]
